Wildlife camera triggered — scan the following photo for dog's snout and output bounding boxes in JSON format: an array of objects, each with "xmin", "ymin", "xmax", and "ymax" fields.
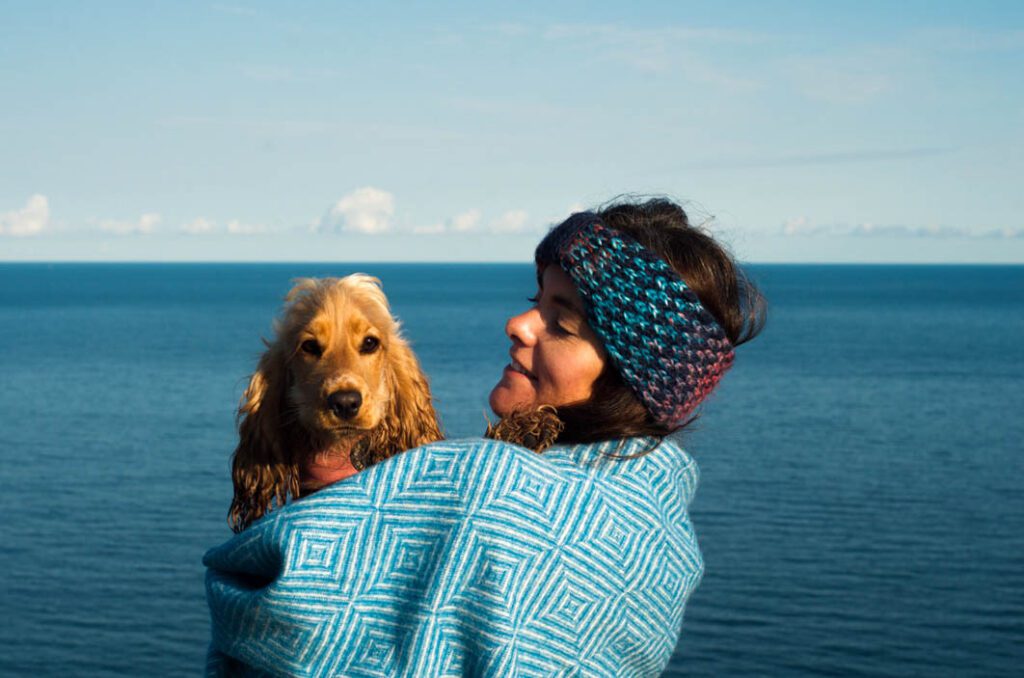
[{"xmin": 328, "ymin": 390, "xmax": 362, "ymax": 419}]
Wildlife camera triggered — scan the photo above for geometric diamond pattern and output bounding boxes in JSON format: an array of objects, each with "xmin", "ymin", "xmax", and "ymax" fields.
[
  {"xmin": 295, "ymin": 536, "xmax": 337, "ymax": 573},
  {"xmin": 204, "ymin": 435, "xmax": 703, "ymax": 677}
]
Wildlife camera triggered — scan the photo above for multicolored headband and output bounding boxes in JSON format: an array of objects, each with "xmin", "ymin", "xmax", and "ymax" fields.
[{"xmin": 535, "ymin": 212, "xmax": 735, "ymax": 428}]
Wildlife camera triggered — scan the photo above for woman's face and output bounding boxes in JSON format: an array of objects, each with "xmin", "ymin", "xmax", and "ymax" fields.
[{"xmin": 489, "ymin": 265, "xmax": 607, "ymax": 417}]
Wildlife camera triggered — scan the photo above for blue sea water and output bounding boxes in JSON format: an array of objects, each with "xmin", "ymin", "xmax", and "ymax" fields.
[{"xmin": 0, "ymin": 263, "xmax": 1022, "ymax": 676}]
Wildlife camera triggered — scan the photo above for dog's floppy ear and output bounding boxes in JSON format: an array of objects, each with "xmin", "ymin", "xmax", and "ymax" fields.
[
  {"xmin": 369, "ymin": 335, "xmax": 443, "ymax": 464},
  {"xmin": 229, "ymin": 278, "xmax": 324, "ymax": 531},
  {"xmin": 228, "ymin": 341, "xmax": 299, "ymax": 532}
]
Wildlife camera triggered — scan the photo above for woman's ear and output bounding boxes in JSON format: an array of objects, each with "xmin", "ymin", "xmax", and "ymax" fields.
[
  {"xmin": 228, "ymin": 342, "xmax": 299, "ymax": 532},
  {"xmin": 369, "ymin": 336, "xmax": 443, "ymax": 464}
]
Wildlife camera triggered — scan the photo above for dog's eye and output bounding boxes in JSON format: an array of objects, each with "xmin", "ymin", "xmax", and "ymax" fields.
[
  {"xmin": 301, "ymin": 339, "xmax": 322, "ymax": 357},
  {"xmin": 360, "ymin": 336, "xmax": 380, "ymax": 354}
]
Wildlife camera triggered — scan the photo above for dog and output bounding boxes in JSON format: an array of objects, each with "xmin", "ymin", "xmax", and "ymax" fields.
[{"xmin": 228, "ymin": 274, "xmax": 443, "ymax": 532}]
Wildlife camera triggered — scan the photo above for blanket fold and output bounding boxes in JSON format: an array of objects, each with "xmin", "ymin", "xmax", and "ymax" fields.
[{"xmin": 204, "ymin": 436, "xmax": 703, "ymax": 677}]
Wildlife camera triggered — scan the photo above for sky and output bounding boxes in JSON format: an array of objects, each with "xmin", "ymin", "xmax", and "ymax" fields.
[{"xmin": 1, "ymin": 0, "xmax": 1022, "ymax": 263}]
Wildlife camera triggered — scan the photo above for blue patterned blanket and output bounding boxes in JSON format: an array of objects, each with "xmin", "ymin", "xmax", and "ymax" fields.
[{"xmin": 204, "ymin": 436, "xmax": 703, "ymax": 676}]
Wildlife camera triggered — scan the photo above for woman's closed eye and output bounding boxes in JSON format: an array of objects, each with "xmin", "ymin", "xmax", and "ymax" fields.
[
  {"xmin": 528, "ymin": 293, "xmax": 576, "ymax": 336},
  {"xmin": 551, "ymin": 322, "xmax": 575, "ymax": 337}
]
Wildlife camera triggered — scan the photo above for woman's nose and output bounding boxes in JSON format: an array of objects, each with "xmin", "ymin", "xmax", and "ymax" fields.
[{"xmin": 505, "ymin": 308, "xmax": 539, "ymax": 346}]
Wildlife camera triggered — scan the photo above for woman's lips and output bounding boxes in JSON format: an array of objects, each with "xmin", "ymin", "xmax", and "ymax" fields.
[{"xmin": 505, "ymin": 356, "xmax": 536, "ymax": 380}]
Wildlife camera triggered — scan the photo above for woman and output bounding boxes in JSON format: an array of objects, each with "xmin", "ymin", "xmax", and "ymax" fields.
[{"xmin": 204, "ymin": 198, "xmax": 766, "ymax": 677}]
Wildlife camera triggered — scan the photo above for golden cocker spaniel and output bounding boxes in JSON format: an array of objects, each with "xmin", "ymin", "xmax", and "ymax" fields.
[{"xmin": 228, "ymin": 274, "xmax": 443, "ymax": 532}]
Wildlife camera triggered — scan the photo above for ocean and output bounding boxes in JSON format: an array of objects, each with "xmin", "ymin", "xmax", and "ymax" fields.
[{"xmin": 1, "ymin": 263, "xmax": 1021, "ymax": 676}]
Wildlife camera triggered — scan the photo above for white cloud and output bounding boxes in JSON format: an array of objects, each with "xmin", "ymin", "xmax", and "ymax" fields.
[
  {"xmin": 530, "ymin": 203, "xmax": 588, "ymax": 235},
  {"xmin": 410, "ymin": 209, "xmax": 481, "ymax": 235},
  {"xmin": 181, "ymin": 217, "xmax": 216, "ymax": 235},
  {"xmin": 226, "ymin": 219, "xmax": 267, "ymax": 235},
  {"xmin": 0, "ymin": 194, "xmax": 50, "ymax": 236},
  {"xmin": 450, "ymin": 208, "xmax": 482, "ymax": 233},
  {"xmin": 180, "ymin": 217, "xmax": 269, "ymax": 235},
  {"xmin": 96, "ymin": 212, "xmax": 161, "ymax": 235},
  {"xmin": 490, "ymin": 209, "xmax": 531, "ymax": 234},
  {"xmin": 552, "ymin": 203, "xmax": 586, "ymax": 223},
  {"xmin": 139, "ymin": 213, "xmax": 160, "ymax": 232},
  {"xmin": 316, "ymin": 187, "xmax": 395, "ymax": 235},
  {"xmin": 782, "ymin": 215, "xmax": 813, "ymax": 236},
  {"xmin": 997, "ymin": 227, "xmax": 1024, "ymax": 239}
]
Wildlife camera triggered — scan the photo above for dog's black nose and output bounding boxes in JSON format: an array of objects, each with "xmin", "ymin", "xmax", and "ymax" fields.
[{"xmin": 327, "ymin": 390, "xmax": 362, "ymax": 419}]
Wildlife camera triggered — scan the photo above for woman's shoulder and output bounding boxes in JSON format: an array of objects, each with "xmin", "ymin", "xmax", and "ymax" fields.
[
  {"xmin": 374, "ymin": 436, "xmax": 542, "ymax": 476},
  {"xmin": 410, "ymin": 436, "xmax": 531, "ymax": 456},
  {"xmin": 406, "ymin": 434, "xmax": 698, "ymax": 483},
  {"xmin": 401, "ymin": 435, "xmax": 695, "ymax": 481},
  {"xmin": 408, "ymin": 434, "xmax": 701, "ymax": 512},
  {"xmin": 229, "ymin": 435, "xmax": 698, "ymax": 539}
]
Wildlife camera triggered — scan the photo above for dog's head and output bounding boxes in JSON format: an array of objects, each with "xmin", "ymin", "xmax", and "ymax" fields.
[
  {"xmin": 281, "ymin": 275, "xmax": 396, "ymax": 442},
  {"xmin": 228, "ymin": 274, "xmax": 442, "ymax": 532}
]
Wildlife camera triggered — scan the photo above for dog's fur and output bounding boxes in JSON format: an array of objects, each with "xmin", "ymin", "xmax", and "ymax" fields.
[{"xmin": 228, "ymin": 274, "xmax": 443, "ymax": 532}]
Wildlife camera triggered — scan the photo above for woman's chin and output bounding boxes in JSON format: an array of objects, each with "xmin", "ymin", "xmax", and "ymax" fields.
[{"xmin": 488, "ymin": 381, "xmax": 535, "ymax": 418}]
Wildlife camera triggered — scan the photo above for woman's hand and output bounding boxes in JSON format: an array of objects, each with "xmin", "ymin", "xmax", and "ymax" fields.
[{"xmin": 299, "ymin": 452, "xmax": 359, "ymax": 496}]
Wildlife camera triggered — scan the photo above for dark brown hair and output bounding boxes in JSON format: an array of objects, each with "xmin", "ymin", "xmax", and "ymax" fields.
[{"xmin": 542, "ymin": 197, "xmax": 767, "ymax": 445}]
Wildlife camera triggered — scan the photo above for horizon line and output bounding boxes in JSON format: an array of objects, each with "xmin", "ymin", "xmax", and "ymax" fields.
[{"xmin": 1, "ymin": 260, "xmax": 1022, "ymax": 267}]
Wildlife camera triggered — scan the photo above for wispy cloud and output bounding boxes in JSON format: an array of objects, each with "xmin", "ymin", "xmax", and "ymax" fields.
[
  {"xmin": 532, "ymin": 203, "xmax": 587, "ymax": 234},
  {"xmin": 907, "ymin": 27, "xmax": 1024, "ymax": 53},
  {"xmin": 0, "ymin": 194, "xmax": 49, "ymax": 237},
  {"xmin": 314, "ymin": 187, "xmax": 395, "ymax": 235},
  {"xmin": 158, "ymin": 115, "xmax": 465, "ymax": 143},
  {"xmin": 487, "ymin": 21, "xmax": 763, "ymax": 90},
  {"xmin": 413, "ymin": 208, "xmax": 517, "ymax": 236},
  {"xmin": 781, "ymin": 216, "xmax": 1023, "ymax": 239},
  {"xmin": 780, "ymin": 47, "xmax": 905, "ymax": 105},
  {"xmin": 450, "ymin": 208, "xmax": 482, "ymax": 233},
  {"xmin": 541, "ymin": 23, "xmax": 766, "ymax": 45},
  {"xmin": 680, "ymin": 147, "xmax": 953, "ymax": 171},
  {"xmin": 490, "ymin": 209, "xmax": 532, "ymax": 234},
  {"xmin": 94, "ymin": 212, "xmax": 161, "ymax": 235},
  {"xmin": 552, "ymin": 203, "xmax": 586, "ymax": 222},
  {"xmin": 226, "ymin": 219, "xmax": 268, "ymax": 235},
  {"xmin": 160, "ymin": 115, "xmax": 338, "ymax": 137},
  {"xmin": 411, "ymin": 207, "xmax": 541, "ymax": 236},
  {"xmin": 181, "ymin": 217, "xmax": 216, "ymax": 235},
  {"xmin": 179, "ymin": 217, "xmax": 270, "ymax": 235}
]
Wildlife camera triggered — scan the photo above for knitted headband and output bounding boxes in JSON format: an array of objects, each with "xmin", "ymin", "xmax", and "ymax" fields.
[{"xmin": 535, "ymin": 212, "xmax": 735, "ymax": 428}]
